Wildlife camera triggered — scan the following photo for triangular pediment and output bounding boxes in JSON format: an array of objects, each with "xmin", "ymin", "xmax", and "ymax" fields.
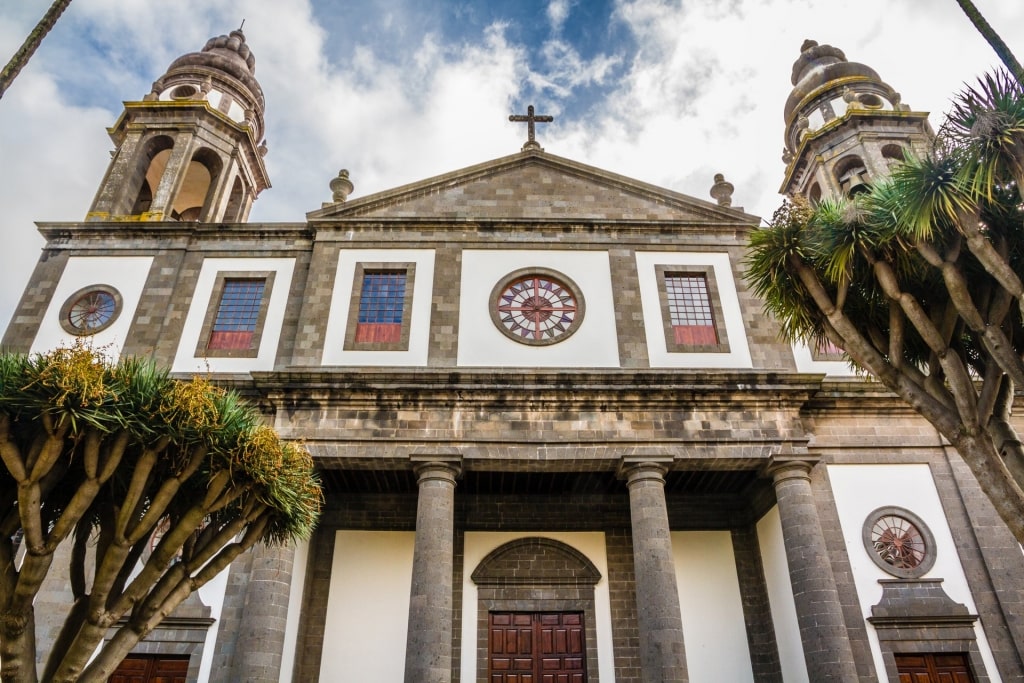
[{"xmin": 308, "ymin": 150, "xmax": 758, "ymax": 225}]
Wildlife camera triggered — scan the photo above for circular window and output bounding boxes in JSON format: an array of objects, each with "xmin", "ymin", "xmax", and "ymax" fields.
[
  {"xmin": 170, "ymin": 84, "xmax": 198, "ymax": 100},
  {"xmin": 862, "ymin": 506, "xmax": 936, "ymax": 578},
  {"xmin": 859, "ymin": 93, "xmax": 883, "ymax": 108},
  {"xmin": 489, "ymin": 269, "xmax": 585, "ymax": 345},
  {"xmin": 59, "ymin": 285, "xmax": 123, "ymax": 335}
]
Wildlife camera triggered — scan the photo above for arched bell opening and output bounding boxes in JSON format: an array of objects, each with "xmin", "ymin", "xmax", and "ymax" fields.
[
  {"xmin": 881, "ymin": 143, "xmax": 907, "ymax": 169},
  {"xmin": 808, "ymin": 182, "xmax": 822, "ymax": 206},
  {"xmin": 223, "ymin": 176, "xmax": 247, "ymax": 223},
  {"xmin": 129, "ymin": 135, "xmax": 175, "ymax": 216},
  {"xmin": 834, "ymin": 155, "xmax": 870, "ymax": 198},
  {"xmin": 172, "ymin": 148, "xmax": 223, "ymax": 222}
]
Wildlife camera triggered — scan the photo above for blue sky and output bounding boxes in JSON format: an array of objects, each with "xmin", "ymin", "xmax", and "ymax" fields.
[{"xmin": 1, "ymin": 0, "xmax": 1023, "ymax": 332}]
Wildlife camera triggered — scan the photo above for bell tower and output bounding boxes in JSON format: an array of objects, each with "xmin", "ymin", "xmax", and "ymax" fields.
[
  {"xmin": 779, "ymin": 40, "xmax": 933, "ymax": 203},
  {"xmin": 87, "ymin": 29, "xmax": 270, "ymax": 223}
]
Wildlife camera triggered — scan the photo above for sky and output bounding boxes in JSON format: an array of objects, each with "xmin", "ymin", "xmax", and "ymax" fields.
[{"xmin": 1, "ymin": 0, "xmax": 1023, "ymax": 333}]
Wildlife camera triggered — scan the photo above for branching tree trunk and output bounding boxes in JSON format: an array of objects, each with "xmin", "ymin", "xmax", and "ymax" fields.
[
  {"xmin": 0, "ymin": 0, "xmax": 73, "ymax": 101},
  {"xmin": 0, "ymin": 347, "xmax": 321, "ymax": 682}
]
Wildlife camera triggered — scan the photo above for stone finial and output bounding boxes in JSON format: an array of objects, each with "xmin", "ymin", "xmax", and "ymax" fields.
[
  {"xmin": 330, "ymin": 169, "xmax": 354, "ymax": 203},
  {"xmin": 258, "ymin": 139, "xmax": 268, "ymax": 157},
  {"xmin": 144, "ymin": 79, "xmax": 162, "ymax": 101},
  {"xmin": 782, "ymin": 148, "xmax": 794, "ymax": 164},
  {"xmin": 710, "ymin": 173, "xmax": 734, "ymax": 207}
]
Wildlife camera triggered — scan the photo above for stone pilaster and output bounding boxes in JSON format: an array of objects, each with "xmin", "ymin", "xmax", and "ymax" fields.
[
  {"xmin": 229, "ymin": 542, "xmax": 295, "ymax": 682},
  {"xmin": 620, "ymin": 458, "xmax": 688, "ymax": 683},
  {"xmin": 766, "ymin": 456, "xmax": 858, "ymax": 681},
  {"xmin": 405, "ymin": 457, "xmax": 461, "ymax": 683}
]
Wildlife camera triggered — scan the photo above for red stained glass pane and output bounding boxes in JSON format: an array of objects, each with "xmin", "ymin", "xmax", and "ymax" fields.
[
  {"xmin": 207, "ymin": 330, "xmax": 254, "ymax": 350},
  {"xmin": 673, "ymin": 324, "xmax": 717, "ymax": 346},
  {"xmin": 355, "ymin": 322, "xmax": 402, "ymax": 343}
]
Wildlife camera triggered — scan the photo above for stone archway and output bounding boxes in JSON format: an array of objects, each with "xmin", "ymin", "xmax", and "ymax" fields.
[{"xmin": 471, "ymin": 537, "xmax": 602, "ymax": 682}]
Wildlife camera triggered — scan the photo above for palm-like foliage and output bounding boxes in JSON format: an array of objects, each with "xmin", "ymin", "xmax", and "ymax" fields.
[
  {"xmin": 0, "ymin": 344, "xmax": 321, "ymax": 683},
  {"xmin": 747, "ymin": 70, "xmax": 1024, "ymax": 547}
]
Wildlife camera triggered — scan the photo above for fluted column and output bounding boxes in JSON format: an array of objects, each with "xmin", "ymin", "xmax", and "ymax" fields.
[
  {"xmin": 404, "ymin": 458, "xmax": 461, "ymax": 683},
  {"xmin": 767, "ymin": 456, "xmax": 858, "ymax": 681},
  {"xmin": 621, "ymin": 458, "xmax": 688, "ymax": 683}
]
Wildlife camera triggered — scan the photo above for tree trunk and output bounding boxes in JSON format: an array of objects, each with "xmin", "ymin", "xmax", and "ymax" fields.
[
  {"xmin": 0, "ymin": 607, "xmax": 38, "ymax": 683},
  {"xmin": 0, "ymin": 0, "xmax": 74, "ymax": 101},
  {"xmin": 954, "ymin": 0, "xmax": 1024, "ymax": 85}
]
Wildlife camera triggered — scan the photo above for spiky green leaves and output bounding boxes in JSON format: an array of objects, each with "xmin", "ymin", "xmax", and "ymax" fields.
[{"xmin": 0, "ymin": 344, "xmax": 321, "ymax": 543}]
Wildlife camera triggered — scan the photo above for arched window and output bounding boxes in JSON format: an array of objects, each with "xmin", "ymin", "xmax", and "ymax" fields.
[
  {"xmin": 834, "ymin": 155, "xmax": 870, "ymax": 197},
  {"xmin": 172, "ymin": 148, "xmax": 222, "ymax": 221},
  {"xmin": 129, "ymin": 136, "xmax": 174, "ymax": 215}
]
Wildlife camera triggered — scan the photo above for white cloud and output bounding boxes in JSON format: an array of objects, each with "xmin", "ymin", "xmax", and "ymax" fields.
[{"xmin": 548, "ymin": 0, "xmax": 572, "ymax": 33}]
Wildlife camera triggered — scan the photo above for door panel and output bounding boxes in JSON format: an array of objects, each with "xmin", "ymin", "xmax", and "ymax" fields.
[
  {"xmin": 489, "ymin": 612, "xmax": 587, "ymax": 683},
  {"xmin": 894, "ymin": 653, "xmax": 975, "ymax": 683},
  {"xmin": 108, "ymin": 655, "xmax": 188, "ymax": 683}
]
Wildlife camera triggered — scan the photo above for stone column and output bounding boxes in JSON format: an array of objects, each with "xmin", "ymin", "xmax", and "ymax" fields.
[
  {"xmin": 621, "ymin": 459, "xmax": 688, "ymax": 683},
  {"xmin": 404, "ymin": 458, "xmax": 461, "ymax": 683},
  {"xmin": 767, "ymin": 456, "xmax": 858, "ymax": 681},
  {"xmin": 230, "ymin": 542, "xmax": 295, "ymax": 682},
  {"xmin": 150, "ymin": 131, "xmax": 194, "ymax": 219}
]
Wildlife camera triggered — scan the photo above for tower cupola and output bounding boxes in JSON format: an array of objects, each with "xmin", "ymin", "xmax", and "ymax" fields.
[
  {"xmin": 779, "ymin": 40, "xmax": 933, "ymax": 202},
  {"xmin": 151, "ymin": 29, "xmax": 266, "ymax": 142},
  {"xmin": 87, "ymin": 30, "xmax": 270, "ymax": 224}
]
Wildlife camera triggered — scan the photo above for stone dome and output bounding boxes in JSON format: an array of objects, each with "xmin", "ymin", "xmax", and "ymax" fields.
[
  {"xmin": 151, "ymin": 29, "xmax": 266, "ymax": 139},
  {"xmin": 163, "ymin": 30, "xmax": 264, "ymax": 110},
  {"xmin": 784, "ymin": 40, "xmax": 885, "ymax": 122},
  {"xmin": 783, "ymin": 40, "xmax": 899, "ymax": 154}
]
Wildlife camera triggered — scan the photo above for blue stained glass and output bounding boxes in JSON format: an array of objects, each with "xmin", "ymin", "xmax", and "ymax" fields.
[
  {"xmin": 213, "ymin": 279, "xmax": 265, "ymax": 332},
  {"xmin": 358, "ymin": 271, "xmax": 407, "ymax": 323}
]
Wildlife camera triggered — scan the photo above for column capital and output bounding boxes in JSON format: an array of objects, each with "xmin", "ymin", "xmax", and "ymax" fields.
[
  {"xmin": 410, "ymin": 456, "xmax": 462, "ymax": 485},
  {"xmin": 764, "ymin": 454, "xmax": 820, "ymax": 486},
  {"xmin": 617, "ymin": 457, "xmax": 673, "ymax": 486}
]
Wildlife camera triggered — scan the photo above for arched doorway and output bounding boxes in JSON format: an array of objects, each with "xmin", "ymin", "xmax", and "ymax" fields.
[{"xmin": 471, "ymin": 537, "xmax": 602, "ymax": 683}]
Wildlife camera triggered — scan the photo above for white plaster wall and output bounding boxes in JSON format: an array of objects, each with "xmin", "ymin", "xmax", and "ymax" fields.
[
  {"xmin": 672, "ymin": 531, "xmax": 754, "ymax": 683},
  {"xmin": 279, "ymin": 539, "xmax": 309, "ymax": 683},
  {"xmin": 634, "ymin": 252, "xmax": 752, "ymax": 368},
  {"xmin": 461, "ymin": 532, "xmax": 615, "ymax": 682},
  {"xmin": 457, "ymin": 250, "xmax": 620, "ymax": 367},
  {"xmin": 30, "ymin": 256, "xmax": 154, "ymax": 358},
  {"xmin": 194, "ymin": 567, "xmax": 230, "ymax": 683},
  {"xmin": 827, "ymin": 464, "xmax": 1002, "ymax": 681},
  {"xmin": 321, "ymin": 249, "xmax": 435, "ymax": 366},
  {"xmin": 755, "ymin": 506, "xmax": 809, "ymax": 683},
  {"xmin": 791, "ymin": 342, "xmax": 856, "ymax": 376},
  {"xmin": 172, "ymin": 257, "xmax": 294, "ymax": 373},
  {"xmin": 319, "ymin": 531, "xmax": 415, "ymax": 683}
]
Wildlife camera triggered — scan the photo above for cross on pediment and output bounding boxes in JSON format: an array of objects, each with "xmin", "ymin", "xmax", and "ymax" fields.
[{"xmin": 509, "ymin": 105, "xmax": 553, "ymax": 151}]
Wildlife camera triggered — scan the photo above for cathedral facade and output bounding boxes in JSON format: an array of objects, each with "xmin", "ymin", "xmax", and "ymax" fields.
[{"xmin": 4, "ymin": 31, "xmax": 1024, "ymax": 683}]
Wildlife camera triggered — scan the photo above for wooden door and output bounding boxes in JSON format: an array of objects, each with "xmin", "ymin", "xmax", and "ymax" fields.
[
  {"xmin": 895, "ymin": 653, "xmax": 975, "ymax": 683},
  {"xmin": 489, "ymin": 611, "xmax": 587, "ymax": 683},
  {"xmin": 108, "ymin": 654, "xmax": 189, "ymax": 683}
]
